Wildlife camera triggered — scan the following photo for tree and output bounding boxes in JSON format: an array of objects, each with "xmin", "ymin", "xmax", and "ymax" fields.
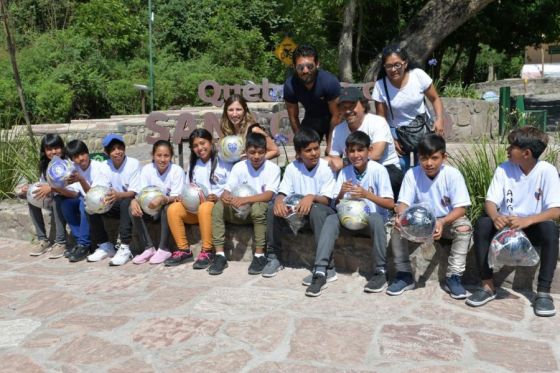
[{"xmin": 338, "ymin": 0, "xmax": 356, "ymax": 82}]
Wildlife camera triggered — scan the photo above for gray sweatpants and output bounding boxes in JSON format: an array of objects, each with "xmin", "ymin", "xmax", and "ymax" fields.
[{"xmin": 29, "ymin": 201, "xmax": 67, "ymax": 244}]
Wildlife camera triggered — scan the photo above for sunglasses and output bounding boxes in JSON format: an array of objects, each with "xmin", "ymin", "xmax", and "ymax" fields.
[{"xmin": 295, "ymin": 63, "xmax": 316, "ymax": 73}]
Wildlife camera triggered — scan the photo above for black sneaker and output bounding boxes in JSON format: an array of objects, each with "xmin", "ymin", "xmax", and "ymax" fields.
[
  {"xmin": 305, "ymin": 273, "xmax": 327, "ymax": 297},
  {"xmin": 208, "ymin": 254, "xmax": 228, "ymax": 275},
  {"xmin": 465, "ymin": 288, "xmax": 496, "ymax": 307},
  {"xmin": 68, "ymin": 245, "xmax": 90, "ymax": 263},
  {"xmin": 193, "ymin": 251, "xmax": 214, "ymax": 270},
  {"xmin": 534, "ymin": 292, "xmax": 556, "ymax": 317},
  {"xmin": 64, "ymin": 245, "xmax": 77, "ymax": 258},
  {"xmin": 164, "ymin": 250, "xmax": 194, "ymax": 267},
  {"xmin": 247, "ymin": 255, "xmax": 267, "ymax": 275},
  {"xmin": 364, "ymin": 272, "xmax": 388, "ymax": 293}
]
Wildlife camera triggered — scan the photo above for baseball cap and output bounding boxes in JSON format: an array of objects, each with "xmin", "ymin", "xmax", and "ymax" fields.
[
  {"xmin": 338, "ymin": 86, "xmax": 364, "ymax": 103},
  {"xmin": 102, "ymin": 133, "xmax": 125, "ymax": 148}
]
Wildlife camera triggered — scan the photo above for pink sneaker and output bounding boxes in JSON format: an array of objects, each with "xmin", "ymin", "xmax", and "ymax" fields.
[
  {"xmin": 149, "ymin": 248, "xmax": 172, "ymax": 264},
  {"xmin": 132, "ymin": 247, "xmax": 156, "ymax": 264}
]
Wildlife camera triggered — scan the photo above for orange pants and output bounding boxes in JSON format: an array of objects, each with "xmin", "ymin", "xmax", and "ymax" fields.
[{"xmin": 167, "ymin": 201, "xmax": 214, "ymax": 251}]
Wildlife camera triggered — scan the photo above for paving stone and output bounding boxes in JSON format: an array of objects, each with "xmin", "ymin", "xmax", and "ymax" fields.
[
  {"xmin": 0, "ymin": 318, "xmax": 41, "ymax": 347},
  {"xmin": 51, "ymin": 335, "xmax": 133, "ymax": 365},
  {"xmin": 17, "ymin": 291, "xmax": 85, "ymax": 318},
  {"xmin": 289, "ymin": 318, "xmax": 374, "ymax": 365},
  {"xmin": 0, "ymin": 276, "xmax": 55, "ymax": 293},
  {"xmin": 248, "ymin": 362, "xmax": 374, "ymax": 372},
  {"xmin": 108, "ymin": 358, "xmax": 156, "ymax": 373},
  {"xmin": 132, "ymin": 317, "xmax": 222, "ymax": 349},
  {"xmin": 379, "ymin": 324, "xmax": 463, "ymax": 361},
  {"xmin": 468, "ymin": 331, "xmax": 558, "ymax": 371},
  {"xmin": 0, "ymin": 354, "xmax": 44, "ymax": 373},
  {"xmin": 403, "ymin": 366, "xmax": 486, "ymax": 373},
  {"xmin": 48, "ymin": 314, "xmax": 130, "ymax": 332},
  {"xmin": 223, "ymin": 313, "xmax": 290, "ymax": 353},
  {"xmin": 23, "ymin": 333, "xmax": 62, "ymax": 348},
  {"xmin": 168, "ymin": 349, "xmax": 252, "ymax": 373},
  {"xmin": 450, "ymin": 288, "xmax": 526, "ymax": 321},
  {"xmin": 116, "ymin": 285, "xmax": 209, "ymax": 314}
]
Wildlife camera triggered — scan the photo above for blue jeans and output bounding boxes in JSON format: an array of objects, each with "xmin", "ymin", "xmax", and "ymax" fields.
[{"xmin": 56, "ymin": 195, "xmax": 90, "ymax": 247}]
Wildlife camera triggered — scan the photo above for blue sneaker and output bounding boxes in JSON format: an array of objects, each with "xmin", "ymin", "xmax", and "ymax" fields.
[
  {"xmin": 386, "ymin": 272, "xmax": 415, "ymax": 296},
  {"xmin": 444, "ymin": 274, "xmax": 467, "ymax": 299}
]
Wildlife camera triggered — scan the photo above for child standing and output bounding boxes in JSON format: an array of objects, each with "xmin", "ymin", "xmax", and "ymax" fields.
[
  {"xmin": 130, "ymin": 140, "xmax": 185, "ymax": 265},
  {"xmin": 389, "ymin": 133, "xmax": 472, "ymax": 298},
  {"xmin": 209, "ymin": 132, "xmax": 280, "ymax": 275},
  {"xmin": 166, "ymin": 129, "xmax": 232, "ymax": 268},
  {"xmin": 466, "ymin": 127, "xmax": 560, "ymax": 317}
]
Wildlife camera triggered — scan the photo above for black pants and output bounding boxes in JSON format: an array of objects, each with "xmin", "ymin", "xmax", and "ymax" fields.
[
  {"xmin": 301, "ymin": 115, "xmax": 331, "ymax": 142},
  {"xmin": 89, "ymin": 197, "xmax": 133, "ymax": 246},
  {"xmin": 473, "ymin": 216, "xmax": 559, "ymax": 292},
  {"xmin": 385, "ymin": 164, "xmax": 404, "ymax": 202}
]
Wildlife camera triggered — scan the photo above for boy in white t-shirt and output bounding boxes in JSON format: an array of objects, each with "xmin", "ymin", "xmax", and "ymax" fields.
[
  {"xmin": 265, "ymin": 128, "xmax": 337, "ymax": 279},
  {"xmin": 209, "ymin": 132, "xmax": 281, "ymax": 276},
  {"xmin": 466, "ymin": 127, "xmax": 560, "ymax": 317},
  {"xmin": 306, "ymin": 131, "xmax": 395, "ymax": 297},
  {"xmin": 390, "ymin": 133, "xmax": 472, "ymax": 298}
]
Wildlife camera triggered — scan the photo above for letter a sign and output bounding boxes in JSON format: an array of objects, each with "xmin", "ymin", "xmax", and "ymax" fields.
[{"xmin": 274, "ymin": 37, "xmax": 298, "ymax": 66}]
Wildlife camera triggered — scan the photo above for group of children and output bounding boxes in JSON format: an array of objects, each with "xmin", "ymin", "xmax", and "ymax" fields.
[{"xmin": 23, "ymin": 95, "xmax": 559, "ymax": 318}]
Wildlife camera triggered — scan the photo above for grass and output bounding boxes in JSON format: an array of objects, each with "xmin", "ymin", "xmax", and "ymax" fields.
[{"xmin": 0, "ymin": 130, "xmax": 39, "ymax": 199}]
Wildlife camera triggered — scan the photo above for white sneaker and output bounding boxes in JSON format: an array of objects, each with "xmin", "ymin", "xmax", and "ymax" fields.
[
  {"xmin": 109, "ymin": 244, "xmax": 132, "ymax": 266},
  {"xmin": 87, "ymin": 242, "xmax": 115, "ymax": 262}
]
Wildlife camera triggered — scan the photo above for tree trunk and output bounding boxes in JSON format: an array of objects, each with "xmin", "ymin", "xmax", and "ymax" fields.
[
  {"xmin": 364, "ymin": 0, "xmax": 495, "ymax": 81},
  {"xmin": 353, "ymin": 0, "xmax": 363, "ymax": 75},
  {"xmin": 441, "ymin": 44, "xmax": 464, "ymax": 87},
  {"xmin": 338, "ymin": 0, "xmax": 357, "ymax": 82},
  {"xmin": 463, "ymin": 43, "xmax": 479, "ymax": 86}
]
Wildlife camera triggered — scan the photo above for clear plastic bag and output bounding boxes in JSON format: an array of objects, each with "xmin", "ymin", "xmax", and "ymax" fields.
[
  {"xmin": 398, "ymin": 202, "xmax": 436, "ymax": 243},
  {"xmin": 489, "ymin": 228, "xmax": 540, "ymax": 268},
  {"xmin": 284, "ymin": 194, "xmax": 306, "ymax": 235}
]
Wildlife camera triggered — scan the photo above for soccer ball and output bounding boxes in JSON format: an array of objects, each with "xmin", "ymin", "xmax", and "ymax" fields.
[
  {"xmin": 27, "ymin": 182, "xmax": 53, "ymax": 209},
  {"xmin": 137, "ymin": 186, "xmax": 165, "ymax": 217},
  {"xmin": 231, "ymin": 183, "xmax": 257, "ymax": 218},
  {"xmin": 337, "ymin": 199, "xmax": 370, "ymax": 230},
  {"xmin": 284, "ymin": 193, "xmax": 306, "ymax": 234},
  {"xmin": 399, "ymin": 204, "xmax": 436, "ymax": 243},
  {"xmin": 489, "ymin": 228, "xmax": 539, "ymax": 268},
  {"xmin": 181, "ymin": 182, "xmax": 209, "ymax": 214},
  {"xmin": 218, "ymin": 135, "xmax": 244, "ymax": 163},
  {"xmin": 46, "ymin": 156, "xmax": 74, "ymax": 188},
  {"xmin": 85, "ymin": 185, "xmax": 113, "ymax": 214}
]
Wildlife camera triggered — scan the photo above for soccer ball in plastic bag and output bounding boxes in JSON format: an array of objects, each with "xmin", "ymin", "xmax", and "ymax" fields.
[
  {"xmin": 284, "ymin": 193, "xmax": 307, "ymax": 234},
  {"xmin": 218, "ymin": 135, "xmax": 244, "ymax": 163},
  {"xmin": 399, "ymin": 204, "xmax": 436, "ymax": 243},
  {"xmin": 137, "ymin": 186, "xmax": 165, "ymax": 217},
  {"xmin": 337, "ymin": 199, "xmax": 370, "ymax": 230},
  {"xmin": 27, "ymin": 183, "xmax": 53, "ymax": 209},
  {"xmin": 181, "ymin": 182, "xmax": 209, "ymax": 214},
  {"xmin": 85, "ymin": 185, "xmax": 113, "ymax": 214},
  {"xmin": 46, "ymin": 156, "xmax": 75, "ymax": 188},
  {"xmin": 489, "ymin": 228, "xmax": 539, "ymax": 268},
  {"xmin": 231, "ymin": 183, "xmax": 257, "ymax": 219}
]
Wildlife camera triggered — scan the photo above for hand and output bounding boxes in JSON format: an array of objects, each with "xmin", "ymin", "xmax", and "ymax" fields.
[
  {"xmin": 34, "ymin": 184, "xmax": 52, "ymax": 199},
  {"xmin": 326, "ymin": 156, "xmax": 343, "ymax": 172},
  {"xmin": 491, "ymin": 214, "xmax": 510, "ymax": 230},
  {"xmin": 296, "ymin": 194, "xmax": 315, "ymax": 216},
  {"xmin": 273, "ymin": 198, "xmax": 289, "ymax": 217},
  {"xmin": 230, "ymin": 196, "xmax": 247, "ymax": 209},
  {"xmin": 18, "ymin": 184, "xmax": 29, "ymax": 196},
  {"xmin": 130, "ymin": 199, "xmax": 143, "ymax": 217},
  {"xmin": 105, "ymin": 189, "xmax": 119, "ymax": 205},
  {"xmin": 207, "ymin": 194, "xmax": 218, "ymax": 203},
  {"xmin": 66, "ymin": 170, "xmax": 82, "ymax": 184},
  {"xmin": 221, "ymin": 192, "xmax": 233, "ymax": 205},
  {"xmin": 433, "ymin": 117, "xmax": 445, "ymax": 136},
  {"xmin": 509, "ymin": 216, "xmax": 532, "ymax": 230},
  {"xmin": 433, "ymin": 219, "xmax": 444, "ymax": 240},
  {"xmin": 340, "ymin": 181, "xmax": 354, "ymax": 194},
  {"xmin": 394, "ymin": 139, "xmax": 405, "ymax": 156},
  {"xmin": 348, "ymin": 184, "xmax": 368, "ymax": 199},
  {"xmin": 148, "ymin": 195, "xmax": 165, "ymax": 209}
]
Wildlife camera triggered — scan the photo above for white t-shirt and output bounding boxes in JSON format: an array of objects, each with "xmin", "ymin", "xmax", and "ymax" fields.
[
  {"xmin": 335, "ymin": 160, "xmax": 394, "ymax": 220},
  {"xmin": 106, "ymin": 156, "xmax": 140, "ymax": 193},
  {"xmin": 279, "ymin": 158, "xmax": 336, "ymax": 198},
  {"xmin": 67, "ymin": 159, "xmax": 112, "ymax": 196},
  {"xmin": 189, "ymin": 158, "xmax": 233, "ymax": 197},
  {"xmin": 486, "ymin": 160, "xmax": 560, "ymax": 217},
  {"xmin": 372, "ymin": 68, "xmax": 433, "ymax": 131},
  {"xmin": 398, "ymin": 164, "xmax": 471, "ymax": 218},
  {"xmin": 330, "ymin": 113, "xmax": 400, "ymax": 167},
  {"xmin": 129, "ymin": 162, "xmax": 185, "ymax": 197},
  {"xmin": 225, "ymin": 159, "xmax": 281, "ymax": 194}
]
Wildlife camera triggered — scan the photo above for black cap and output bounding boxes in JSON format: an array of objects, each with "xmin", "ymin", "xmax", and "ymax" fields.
[{"xmin": 339, "ymin": 86, "xmax": 364, "ymax": 103}]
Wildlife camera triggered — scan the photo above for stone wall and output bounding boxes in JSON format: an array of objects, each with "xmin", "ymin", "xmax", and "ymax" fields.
[{"xmin": 474, "ymin": 77, "xmax": 560, "ymax": 97}]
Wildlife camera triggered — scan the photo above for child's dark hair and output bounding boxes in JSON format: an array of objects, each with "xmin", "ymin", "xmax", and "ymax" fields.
[
  {"xmin": 152, "ymin": 139, "xmax": 174, "ymax": 158},
  {"xmin": 507, "ymin": 126, "xmax": 548, "ymax": 159},
  {"xmin": 66, "ymin": 139, "xmax": 89, "ymax": 159},
  {"xmin": 39, "ymin": 134, "xmax": 65, "ymax": 179},
  {"xmin": 292, "ymin": 44, "xmax": 318, "ymax": 65},
  {"xmin": 104, "ymin": 139, "xmax": 125, "ymax": 155},
  {"xmin": 245, "ymin": 132, "xmax": 266, "ymax": 151},
  {"xmin": 294, "ymin": 128, "xmax": 320, "ymax": 153},
  {"xmin": 188, "ymin": 128, "xmax": 218, "ymax": 184},
  {"xmin": 345, "ymin": 130, "xmax": 371, "ymax": 149},
  {"xmin": 417, "ymin": 133, "xmax": 446, "ymax": 156}
]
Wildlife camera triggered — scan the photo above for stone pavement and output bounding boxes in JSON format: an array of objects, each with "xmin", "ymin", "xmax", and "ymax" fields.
[{"xmin": 1, "ymin": 238, "xmax": 559, "ymax": 372}]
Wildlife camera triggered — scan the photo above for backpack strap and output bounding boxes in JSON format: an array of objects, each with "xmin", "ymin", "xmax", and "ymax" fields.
[{"xmin": 382, "ymin": 77, "xmax": 394, "ymax": 121}]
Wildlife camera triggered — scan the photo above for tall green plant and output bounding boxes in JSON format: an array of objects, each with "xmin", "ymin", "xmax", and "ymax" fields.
[{"xmin": 0, "ymin": 130, "xmax": 39, "ymax": 199}]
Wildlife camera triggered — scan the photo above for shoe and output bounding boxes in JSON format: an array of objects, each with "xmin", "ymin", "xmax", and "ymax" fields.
[
  {"xmin": 386, "ymin": 272, "xmax": 415, "ymax": 296},
  {"xmin": 208, "ymin": 254, "xmax": 228, "ymax": 275},
  {"xmin": 305, "ymin": 273, "xmax": 328, "ymax": 297},
  {"xmin": 68, "ymin": 245, "xmax": 90, "ymax": 262},
  {"xmin": 87, "ymin": 242, "xmax": 115, "ymax": 262},
  {"xmin": 49, "ymin": 243, "xmax": 66, "ymax": 259},
  {"xmin": 164, "ymin": 249, "xmax": 194, "ymax": 267},
  {"xmin": 29, "ymin": 240, "xmax": 50, "ymax": 256},
  {"xmin": 248, "ymin": 255, "xmax": 268, "ymax": 275},
  {"xmin": 534, "ymin": 292, "xmax": 556, "ymax": 317},
  {"xmin": 132, "ymin": 247, "xmax": 156, "ymax": 264},
  {"xmin": 465, "ymin": 288, "xmax": 497, "ymax": 307},
  {"xmin": 302, "ymin": 268, "xmax": 338, "ymax": 286},
  {"xmin": 262, "ymin": 258, "xmax": 283, "ymax": 278},
  {"xmin": 64, "ymin": 245, "xmax": 76, "ymax": 258},
  {"xmin": 193, "ymin": 251, "xmax": 214, "ymax": 269},
  {"xmin": 109, "ymin": 244, "xmax": 132, "ymax": 266},
  {"xmin": 149, "ymin": 248, "xmax": 172, "ymax": 264},
  {"xmin": 444, "ymin": 274, "xmax": 467, "ymax": 299},
  {"xmin": 364, "ymin": 271, "xmax": 388, "ymax": 293}
]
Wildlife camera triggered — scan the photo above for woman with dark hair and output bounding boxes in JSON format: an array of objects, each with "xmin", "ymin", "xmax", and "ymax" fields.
[
  {"xmin": 220, "ymin": 94, "xmax": 279, "ymax": 160},
  {"xmin": 372, "ymin": 45, "xmax": 444, "ymax": 171}
]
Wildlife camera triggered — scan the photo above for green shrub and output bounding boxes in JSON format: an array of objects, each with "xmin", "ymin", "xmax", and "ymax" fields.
[
  {"xmin": 106, "ymin": 79, "xmax": 140, "ymax": 115},
  {"xmin": 0, "ymin": 131, "xmax": 39, "ymax": 199},
  {"xmin": 33, "ymin": 80, "xmax": 73, "ymax": 123}
]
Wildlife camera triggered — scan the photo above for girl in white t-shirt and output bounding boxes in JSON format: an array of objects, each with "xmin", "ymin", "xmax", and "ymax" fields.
[
  {"xmin": 167, "ymin": 129, "xmax": 232, "ymax": 269},
  {"xmin": 372, "ymin": 45, "xmax": 444, "ymax": 171},
  {"xmin": 130, "ymin": 140, "xmax": 186, "ymax": 265}
]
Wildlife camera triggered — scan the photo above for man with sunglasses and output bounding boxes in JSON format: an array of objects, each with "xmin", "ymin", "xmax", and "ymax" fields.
[{"xmin": 283, "ymin": 45, "xmax": 340, "ymax": 154}]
